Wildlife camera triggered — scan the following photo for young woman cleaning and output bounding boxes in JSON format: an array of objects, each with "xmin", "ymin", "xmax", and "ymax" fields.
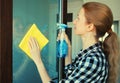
[{"xmin": 28, "ymin": 2, "xmax": 119, "ymax": 83}]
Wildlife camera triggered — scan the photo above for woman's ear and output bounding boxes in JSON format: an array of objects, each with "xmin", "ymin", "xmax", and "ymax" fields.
[{"xmin": 87, "ymin": 23, "xmax": 95, "ymax": 31}]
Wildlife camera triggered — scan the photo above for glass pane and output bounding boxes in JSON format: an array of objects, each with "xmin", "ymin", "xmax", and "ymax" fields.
[{"xmin": 13, "ymin": 0, "xmax": 58, "ymax": 83}]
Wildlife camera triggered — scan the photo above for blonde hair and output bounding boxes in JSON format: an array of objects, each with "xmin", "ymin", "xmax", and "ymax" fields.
[{"xmin": 83, "ymin": 2, "xmax": 120, "ymax": 83}]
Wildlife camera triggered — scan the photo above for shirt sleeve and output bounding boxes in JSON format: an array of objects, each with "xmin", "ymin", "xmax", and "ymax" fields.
[{"xmin": 59, "ymin": 55, "xmax": 101, "ymax": 83}]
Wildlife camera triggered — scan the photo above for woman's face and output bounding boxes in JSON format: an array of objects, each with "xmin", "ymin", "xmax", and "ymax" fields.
[{"xmin": 73, "ymin": 8, "xmax": 89, "ymax": 35}]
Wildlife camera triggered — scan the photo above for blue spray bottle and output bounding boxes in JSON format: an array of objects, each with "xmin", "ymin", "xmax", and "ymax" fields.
[{"xmin": 57, "ymin": 24, "xmax": 68, "ymax": 58}]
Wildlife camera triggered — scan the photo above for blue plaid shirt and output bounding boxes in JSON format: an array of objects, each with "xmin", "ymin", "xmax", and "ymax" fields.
[{"xmin": 50, "ymin": 42, "xmax": 108, "ymax": 83}]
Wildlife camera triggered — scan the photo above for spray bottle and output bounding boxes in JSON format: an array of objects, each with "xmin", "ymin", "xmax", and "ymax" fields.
[{"xmin": 57, "ymin": 24, "xmax": 68, "ymax": 58}]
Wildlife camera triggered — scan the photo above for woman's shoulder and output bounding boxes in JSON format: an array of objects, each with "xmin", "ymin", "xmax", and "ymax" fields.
[{"xmin": 85, "ymin": 48, "xmax": 107, "ymax": 64}]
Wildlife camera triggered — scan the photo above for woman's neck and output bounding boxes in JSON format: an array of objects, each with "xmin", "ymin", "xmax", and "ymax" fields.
[{"xmin": 81, "ymin": 33, "xmax": 98, "ymax": 50}]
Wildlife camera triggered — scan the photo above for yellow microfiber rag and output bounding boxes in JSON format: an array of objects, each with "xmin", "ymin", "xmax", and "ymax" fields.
[{"xmin": 19, "ymin": 24, "xmax": 49, "ymax": 59}]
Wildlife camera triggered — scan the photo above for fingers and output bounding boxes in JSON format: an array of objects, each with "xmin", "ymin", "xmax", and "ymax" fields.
[
  {"xmin": 28, "ymin": 37, "xmax": 33, "ymax": 50},
  {"xmin": 33, "ymin": 37, "xmax": 40, "ymax": 49},
  {"xmin": 28, "ymin": 41, "xmax": 31, "ymax": 50},
  {"xmin": 57, "ymin": 32, "xmax": 68, "ymax": 41},
  {"xmin": 28, "ymin": 37, "xmax": 40, "ymax": 50},
  {"xmin": 57, "ymin": 32, "xmax": 70, "ymax": 44},
  {"xmin": 28, "ymin": 37, "xmax": 35, "ymax": 49},
  {"xmin": 57, "ymin": 33, "xmax": 60, "ymax": 41},
  {"xmin": 64, "ymin": 33, "xmax": 71, "ymax": 46}
]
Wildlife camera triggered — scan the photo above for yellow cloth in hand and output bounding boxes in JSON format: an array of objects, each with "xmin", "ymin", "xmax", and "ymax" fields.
[{"xmin": 19, "ymin": 24, "xmax": 49, "ymax": 59}]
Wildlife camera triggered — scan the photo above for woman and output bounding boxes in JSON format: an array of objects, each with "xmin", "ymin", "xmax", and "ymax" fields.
[{"xmin": 28, "ymin": 2, "xmax": 119, "ymax": 83}]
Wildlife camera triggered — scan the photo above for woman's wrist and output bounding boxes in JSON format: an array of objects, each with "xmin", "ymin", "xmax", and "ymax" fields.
[
  {"xmin": 34, "ymin": 57, "xmax": 42, "ymax": 65},
  {"xmin": 68, "ymin": 44, "xmax": 72, "ymax": 48}
]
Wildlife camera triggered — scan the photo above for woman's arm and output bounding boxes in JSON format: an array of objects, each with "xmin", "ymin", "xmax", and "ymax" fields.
[
  {"xmin": 28, "ymin": 37, "xmax": 51, "ymax": 83},
  {"xmin": 35, "ymin": 58, "xmax": 51, "ymax": 83},
  {"xmin": 64, "ymin": 34, "xmax": 72, "ymax": 66},
  {"xmin": 28, "ymin": 33, "xmax": 72, "ymax": 82},
  {"xmin": 65, "ymin": 45, "xmax": 72, "ymax": 66}
]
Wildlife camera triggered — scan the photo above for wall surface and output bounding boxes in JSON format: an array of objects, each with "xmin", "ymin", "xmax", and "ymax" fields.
[{"xmin": 84, "ymin": 0, "xmax": 120, "ymax": 20}]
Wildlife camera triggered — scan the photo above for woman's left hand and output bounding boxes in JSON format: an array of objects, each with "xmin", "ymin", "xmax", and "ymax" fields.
[{"xmin": 28, "ymin": 37, "xmax": 41, "ymax": 63}]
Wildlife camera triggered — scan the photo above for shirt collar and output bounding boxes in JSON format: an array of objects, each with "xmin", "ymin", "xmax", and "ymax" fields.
[{"xmin": 77, "ymin": 41, "xmax": 102, "ymax": 58}]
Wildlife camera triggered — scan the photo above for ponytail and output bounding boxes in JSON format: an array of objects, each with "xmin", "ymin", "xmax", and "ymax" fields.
[
  {"xmin": 103, "ymin": 29, "xmax": 120, "ymax": 83},
  {"xmin": 82, "ymin": 2, "xmax": 120, "ymax": 82}
]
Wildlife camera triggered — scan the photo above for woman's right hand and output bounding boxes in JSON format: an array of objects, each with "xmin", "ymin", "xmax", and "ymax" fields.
[
  {"xmin": 57, "ymin": 32, "xmax": 71, "ymax": 47},
  {"xmin": 57, "ymin": 32, "xmax": 72, "ymax": 65},
  {"xmin": 64, "ymin": 33, "xmax": 71, "ymax": 47},
  {"xmin": 28, "ymin": 37, "xmax": 41, "ymax": 64}
]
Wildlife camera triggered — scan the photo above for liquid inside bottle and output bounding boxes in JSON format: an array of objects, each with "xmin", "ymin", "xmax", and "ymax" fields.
[{"xmin": 57, "ymin": 28, "xmax": 68, "ymax": 58}]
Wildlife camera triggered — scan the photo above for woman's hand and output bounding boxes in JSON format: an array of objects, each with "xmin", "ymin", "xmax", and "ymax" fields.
[
  {"xmin": 57, "ymin": 32, "xmax": 71, "ymax": 47},
  {"xmin": 64, "ymin": 33, "xmax": 71, "ymax": 47},
  {"xmin": 57, "ymin": 32, "xmax": 72, "ymax": 65},
  {"xmin": 28, "ymin": 37, "xmax": 41, "ymax": 64},
  {"xmin": 28, "ymin": 37, "xmax": 51, "ymax": 82}
]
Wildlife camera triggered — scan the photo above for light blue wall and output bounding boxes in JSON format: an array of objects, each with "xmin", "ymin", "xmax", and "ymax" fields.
[{"xmin": 13, "ymin": 0, "xmax": 58, "ymax": 83}]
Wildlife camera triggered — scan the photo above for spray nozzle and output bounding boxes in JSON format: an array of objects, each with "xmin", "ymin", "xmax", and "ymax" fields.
[{"xmin": 57, "ymin": 23, "xmax": 68, "ymax": 29}]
